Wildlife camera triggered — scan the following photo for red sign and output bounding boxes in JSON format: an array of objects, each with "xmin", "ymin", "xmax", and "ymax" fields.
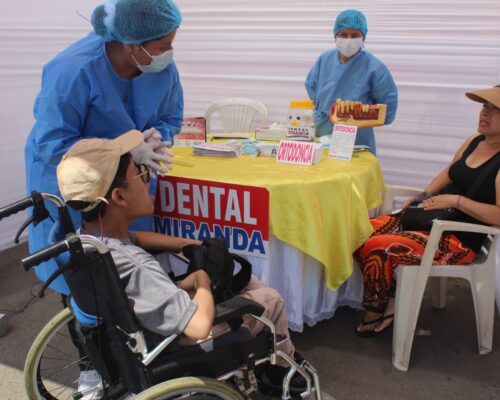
[{"xmin": 154, "ymin": 176, "xmax": 270, "ymax": 257}]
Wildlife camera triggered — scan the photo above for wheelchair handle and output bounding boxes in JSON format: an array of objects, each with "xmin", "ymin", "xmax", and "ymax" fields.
[
  {"xmin": 0, "ymin": 192, "xmax": 67, "ymax": 222},
  {"xmin": 21, "ymin": 237, "xmax": 75, "ymax": 271},
  {"xmin": 0, "ymin": 196, "xmax": 33, "ymax": 221},
  {"xmin": 40, "ymin": 193, "xmax": 66, "ymax": 208},
  {"xmin": 0, "ymin": 191, "xmax": 76, "ymax": 246},
  {"xmin": 0, "ymin": 191, "xmax": 72, "ymax": 226},
  {"xmin": 22, "ymin": 234, "xmax": 110, "ymax": 271},
  {"xmin": 0, "ymin": 192, "xmax": 69, "ymax": 222}
]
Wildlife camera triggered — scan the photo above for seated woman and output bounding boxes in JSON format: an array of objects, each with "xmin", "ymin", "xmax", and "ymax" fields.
[{"xmin": 355, "ymin": 85, "xmax": 500, "ymax": 337}]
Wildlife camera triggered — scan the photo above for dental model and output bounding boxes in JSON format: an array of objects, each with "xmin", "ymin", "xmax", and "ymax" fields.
[{"xmin": 330, "ymin": 98, "xmax": 387, "ymax": 128}]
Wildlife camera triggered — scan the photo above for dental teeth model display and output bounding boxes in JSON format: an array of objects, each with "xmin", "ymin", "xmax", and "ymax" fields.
[{"xmin": 330, "ymin": 98, "xmax": 387, "ymax": 128}]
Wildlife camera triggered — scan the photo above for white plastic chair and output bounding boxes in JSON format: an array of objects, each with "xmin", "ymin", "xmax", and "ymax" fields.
[
  {"xmin": 205, "ymin": 98, "xmax": 268, "ymax": 134},
  {"xmin": 392, "ymin": 219, "xmax": 500, "ymax": 371}
]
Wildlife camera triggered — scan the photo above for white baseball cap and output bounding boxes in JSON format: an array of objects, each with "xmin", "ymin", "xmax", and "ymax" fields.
[{"xmin": 57, "ymin": 130, "xmax": 143, "ymax": 211}]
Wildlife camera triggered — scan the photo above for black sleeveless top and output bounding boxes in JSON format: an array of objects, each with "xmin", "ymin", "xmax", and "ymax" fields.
[{"xmin": 444, "ymin": 135, "xmax": 499, "ymax": 252}]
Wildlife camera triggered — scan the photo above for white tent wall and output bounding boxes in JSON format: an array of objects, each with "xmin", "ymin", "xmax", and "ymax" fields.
[{"xmin": 0, "ymin": 0, "xmax": 499, "ymax": 251}]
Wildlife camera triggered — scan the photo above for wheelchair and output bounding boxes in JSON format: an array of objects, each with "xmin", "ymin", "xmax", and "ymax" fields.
[{"xmin": 0, "ymin": 193, "xmax": 329, "ymax": 400}]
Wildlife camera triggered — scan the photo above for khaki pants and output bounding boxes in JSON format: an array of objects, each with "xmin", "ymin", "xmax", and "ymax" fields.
[
  {"xmin": 238, "ymin": 276, "xmax": 295, "ymax": 358},
  {"xmin": 179, "ymin": 275, "xmax": 295, "ymax": 363}
]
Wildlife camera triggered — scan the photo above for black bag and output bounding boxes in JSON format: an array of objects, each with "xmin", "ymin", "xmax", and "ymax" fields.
[
  {"xmin": 181, "ymin": 238, "xmax": 252, "ymax": 304},
  {"xmin": 399, "ymin": 204, "xmax": 460, "ymax": 231}
]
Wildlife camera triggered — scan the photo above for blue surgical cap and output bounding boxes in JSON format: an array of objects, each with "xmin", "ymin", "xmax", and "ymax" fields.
[
  {"xmin": 333, "ymin": 9, "xmax": 368, "ymax": 38},
  {"xmin": 92, "ymin": 0, "xmax": 182, "ymax": 44}
]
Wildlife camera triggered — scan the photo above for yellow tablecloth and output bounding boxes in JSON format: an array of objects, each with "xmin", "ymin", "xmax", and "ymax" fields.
[{"xmin": 168, "ymin": 147, "xmax": 385, "ymax": 290}]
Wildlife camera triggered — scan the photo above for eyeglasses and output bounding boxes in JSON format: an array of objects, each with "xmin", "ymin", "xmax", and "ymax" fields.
[
  {"xmin": 482, "ymin": 103, "xmax": 500, "ymax": 114},
  {"xmin": 124, "ymin": 164, "xmax": 151, "ymax": 184}
]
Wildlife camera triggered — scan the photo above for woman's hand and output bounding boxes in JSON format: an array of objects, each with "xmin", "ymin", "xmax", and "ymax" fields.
[
  {"xmin": 402, "ymin": 191, "xmax": 432, "ymax": 209},
  {"xmin": 419, "ymin": 194, "xmax": 459, "ymax": 210}
]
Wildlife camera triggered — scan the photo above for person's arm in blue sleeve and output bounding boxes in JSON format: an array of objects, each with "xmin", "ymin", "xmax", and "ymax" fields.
[
  {"xmin": 151, "ymin": 66, "xmax": 184, "ymax": 144},
  {"xmin": 305, "ymin": 61, "xmax": 319, "ymax": 103},
  {"xmin": 371, "ymin": 64, "xmax": 398, "ymax": 125},
  {"xmin": 306, "ymin": 58, "xmax": 327, "ymax": 129},
  {"xmin": 31, "ymin": 73, "xmax": 88, "ymax": 168}
]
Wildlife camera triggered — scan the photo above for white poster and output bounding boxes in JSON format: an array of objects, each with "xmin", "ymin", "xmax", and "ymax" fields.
[{"xmin": 329, "ymin": 124, "xmax": 358, "ymax": 161}]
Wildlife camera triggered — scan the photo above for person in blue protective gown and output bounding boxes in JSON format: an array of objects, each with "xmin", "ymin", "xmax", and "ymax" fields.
[
  {"xmin": 305, "ymin": 9, "xmax": 398, "ymax": 154},
  {"xmin": 24, "ymin": 0, "xmax": 183, "ymax": 294}
]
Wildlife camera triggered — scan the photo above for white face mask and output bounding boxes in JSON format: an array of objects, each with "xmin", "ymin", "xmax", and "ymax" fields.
[
  {"xmin": 336, "ymin": 38, "xmax": 364, "ymax": 58},
  {"xmin": 133, "ymin": 47, "xmax": 173, "ymax": 73}
]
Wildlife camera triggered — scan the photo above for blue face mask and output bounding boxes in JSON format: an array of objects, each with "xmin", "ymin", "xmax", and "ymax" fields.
[{"xmin": 133, "ymin": 46, "xmax": 173, "ymax": 73}]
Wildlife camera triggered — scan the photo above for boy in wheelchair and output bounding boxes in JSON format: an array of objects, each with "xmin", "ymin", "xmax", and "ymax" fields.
[{"xmin": 55, "ymin": 130, "xmax": 318, "ymax": 399}]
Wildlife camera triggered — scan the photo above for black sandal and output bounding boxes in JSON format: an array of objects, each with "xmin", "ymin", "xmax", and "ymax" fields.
[
  {"xmin": 374, "ymin": 313, "xmax": 394, "ymax": 335},
  {"xmin": 355, "ymin": 315, "xmax": 383, "ymax": 338}
]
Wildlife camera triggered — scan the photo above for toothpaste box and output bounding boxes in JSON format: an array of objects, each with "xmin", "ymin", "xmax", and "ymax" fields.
[{"xmin": 256, "ymin": 124, "xmax": 288, "ymax": 141}]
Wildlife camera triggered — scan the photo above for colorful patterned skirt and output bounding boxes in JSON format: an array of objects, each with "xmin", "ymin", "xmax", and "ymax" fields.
[{"xmin": 355, "ymin": 214, "xmax": 476, "ymax": 312}]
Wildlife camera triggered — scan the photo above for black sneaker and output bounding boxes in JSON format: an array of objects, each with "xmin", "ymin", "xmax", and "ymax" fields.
[
  {"xmin": 293, "ymin": 351, "xmax": 305, "ymax": 365},
  {"xmin": 257, "ymin": 364, "xmax": 308, "ymax": 397}
]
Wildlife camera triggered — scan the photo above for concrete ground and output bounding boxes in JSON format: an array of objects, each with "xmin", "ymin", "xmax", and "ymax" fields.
[{"xmin": 1, "ymin": 242, "xmax": 499, "ymax": 400}]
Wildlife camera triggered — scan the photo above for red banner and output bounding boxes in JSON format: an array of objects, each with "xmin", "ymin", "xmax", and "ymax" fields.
[{"xmin": 154, "ymin": 176, "xmax": 270, "ymax": 257}]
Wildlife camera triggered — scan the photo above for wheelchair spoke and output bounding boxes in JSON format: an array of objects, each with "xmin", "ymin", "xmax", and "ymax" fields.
[
  {"xmin": 40, "ymin": 359, "xmax": 87, "ymax": 381},
  {"xmin": 40, "ymin": 356, "xmax": 89, "ymax": 368},
  {"xmin": 54, "ymin": 331, "xmax": 73, "ymax": 340},
  {"xmin": 38, "ymin": 356, "xmax": 81, "ymax": 365},
  {"xmin": 51, "ymin": 384, "xmax": 72, "ymax": 398},
  {"xmin": 46, "ymin": 342, "xmax": 75, "ymax": 359},
  {"xmin": 39, "ymin": 360, "xmax": 83, "ymax": 380}
]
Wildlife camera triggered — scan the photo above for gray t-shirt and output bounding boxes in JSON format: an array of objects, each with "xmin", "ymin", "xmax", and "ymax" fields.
[{"xmin": 90, "ymin": 232, "xmax": 197, "ymax": 337}]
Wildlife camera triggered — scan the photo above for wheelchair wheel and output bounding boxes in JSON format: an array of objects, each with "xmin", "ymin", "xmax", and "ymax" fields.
[
  {"xmin": 134, "ymin": 377, "xmax": 245, "ymax": 400},
  {"xmin": 24, "ymin": 307, "xmax": 92, "ymax": 400}
]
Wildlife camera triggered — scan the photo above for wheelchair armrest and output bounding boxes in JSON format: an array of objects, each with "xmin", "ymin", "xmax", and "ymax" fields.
[{"xmin": 213, "ymin": 296, "xmax": 264, "ymax": 327}]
